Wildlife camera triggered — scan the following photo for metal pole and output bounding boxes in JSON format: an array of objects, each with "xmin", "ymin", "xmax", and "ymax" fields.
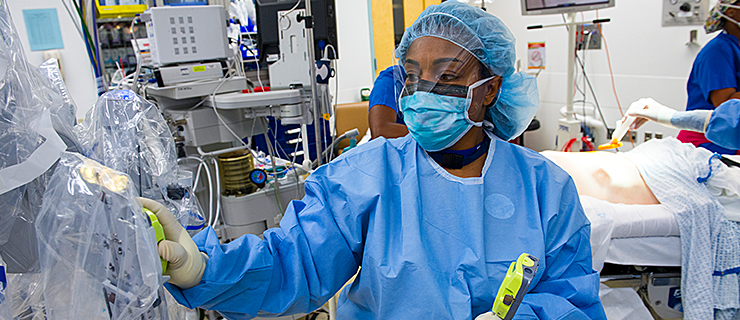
[
  {"xmin": 304, "ymin": 0, "xmax": 323, "ymax": 166},
  {"xmin": 565, "ymin": 12, "xmax": 576, "ymax": 121}
]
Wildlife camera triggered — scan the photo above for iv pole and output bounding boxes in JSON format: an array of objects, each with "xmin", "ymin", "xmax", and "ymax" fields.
[
  {"xmin": 527, "ymin": 15, "xmax": 610, "ymax": 152},
  {"xmin": 303, "ymin": 0, "xmax": 323, "ymax": 167}
]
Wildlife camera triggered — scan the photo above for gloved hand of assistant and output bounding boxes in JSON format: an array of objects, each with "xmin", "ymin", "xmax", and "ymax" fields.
[
  {"xmin": 625, "ymin": 98, "xmax": 675, "ymax": 129},
  {"xmin": 625, "ymin": 97, "xmax": 712, "ymax": 132},
  {"xmin": 138, "ymin": 197, "xmax": 208, "ymax": 289}
]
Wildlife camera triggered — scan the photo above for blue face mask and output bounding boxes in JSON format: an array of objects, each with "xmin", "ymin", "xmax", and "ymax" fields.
[{"xmin": 400, "ymin": 77, "xmax": 494, "ymax": 152}]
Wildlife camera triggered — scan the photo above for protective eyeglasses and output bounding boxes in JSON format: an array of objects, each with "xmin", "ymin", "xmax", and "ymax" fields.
[{"xmin": 401, "ymin": 79, "xmax": 470, "ymax": 99}]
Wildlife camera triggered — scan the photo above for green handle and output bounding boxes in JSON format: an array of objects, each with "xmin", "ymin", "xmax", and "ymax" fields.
[{"xmin": 144, "ymin": 207, "xmax": 168, "ymax": 274}]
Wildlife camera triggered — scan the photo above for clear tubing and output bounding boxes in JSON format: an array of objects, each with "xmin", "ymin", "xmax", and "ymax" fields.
[
  {"xmin": 178, "ymin": 156, "xmax": 214, "ymax": 227},
  {"xmin": 211, "ymin": 157, "xmax": 222, "ymax": 229}
]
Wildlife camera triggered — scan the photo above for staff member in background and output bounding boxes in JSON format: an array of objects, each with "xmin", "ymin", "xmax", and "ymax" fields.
[
  {"xmin": 368, "ymin": 0, "xmax": 451, "ymax": 140},
  {"xmin": 680, "ymin": 0, "xmax": 740, "ymax": 154},
  {"xmin": 142, "ymin": 2, "xmax": 605, "ymax": 319},
  {"xmin": 627, "ymin": 97, "xmax": 740, "ymax": 150},
  {"xmin": 368, "ymin": 65, "xmax": 408, "ymax": 139}
]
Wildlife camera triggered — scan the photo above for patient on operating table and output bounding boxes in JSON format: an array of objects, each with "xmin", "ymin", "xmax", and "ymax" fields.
[
  {"xmin": 541, "ymin": 150, "xmax": 660, "ymax": 205},
  {"xmin": 542, "ymin": 139, "xmax": 740, "ymax": 220},
  {"xmin": 543, "ymin": 137, "xmax": 740, "ymax": 319}
]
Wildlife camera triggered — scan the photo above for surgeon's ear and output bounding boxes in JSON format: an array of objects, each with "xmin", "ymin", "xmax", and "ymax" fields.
[{"xmin": 483, "ymin": 76, "xmax": 502, "ymax": 106}]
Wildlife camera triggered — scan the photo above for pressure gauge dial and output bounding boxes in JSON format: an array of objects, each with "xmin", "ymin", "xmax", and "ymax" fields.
[{"xmin": 250, "ymin": 169, "xmax": 268, "ymax": 188}]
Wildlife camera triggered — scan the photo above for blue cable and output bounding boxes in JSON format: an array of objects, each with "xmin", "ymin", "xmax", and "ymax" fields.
[
  {"xmin": 713, "ymin": 266, "xmax": 740, "ymax": 276},
  {"xmin": 697, "ymin": 153, "xmax": 722, "ymax": 184}
]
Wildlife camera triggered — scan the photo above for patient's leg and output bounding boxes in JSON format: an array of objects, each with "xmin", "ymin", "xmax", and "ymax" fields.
[{"xmin": 541, "ymin": 151, "xmax": 660, "ymax": 205}]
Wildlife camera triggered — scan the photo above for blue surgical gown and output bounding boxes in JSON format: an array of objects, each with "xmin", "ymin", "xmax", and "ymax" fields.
[
  {"xmin": 166, "ymin": 134, "xmax": 606, "ymax": 320},
  {"xmin": 706, "ymin": 99, "xmax": 740, "ymax": 150}
]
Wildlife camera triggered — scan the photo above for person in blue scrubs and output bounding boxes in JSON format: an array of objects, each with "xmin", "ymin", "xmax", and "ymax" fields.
[
  {"xmin": 142, "ymin": 3, "xmax": 606, "ymax": 319},
  {"xmin": 368, "ymin": 65, "xmax": 408, "ymax": 139},
  {"xmin": 628, "ymin": 97, "xmax": 740, "ymax": 150},
  {"xmin": 678, "ymin": 0, "xmax": 740, "ymax": 154}
]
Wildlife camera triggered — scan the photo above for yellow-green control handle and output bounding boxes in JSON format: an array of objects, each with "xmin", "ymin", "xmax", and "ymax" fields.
[
  {"xmin": 492, "ymin": 253, "xmax": 539, "ymax": 320},
  {"xmin": 144, "ymin": 207, "xmax": 168, "ymax": 274}
]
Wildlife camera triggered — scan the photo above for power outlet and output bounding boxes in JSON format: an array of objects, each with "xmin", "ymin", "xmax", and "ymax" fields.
[
  {"xmin": 645, "ymin": 132, "xmax": 653, "ymax": 142},
  {"xmin": 655, "ymin": 132, "xmax": 664, "ymax": 139},
  {"xmin": 621, "ymin": 130, "xmax": 637, "ymax": 142},
  {"xmin": 576, "ymin": 24, "xmax": 601, "ymax": 50}
]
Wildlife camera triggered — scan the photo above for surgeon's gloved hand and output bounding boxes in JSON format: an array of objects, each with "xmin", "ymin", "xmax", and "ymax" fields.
[
  {"xmin": 626, "ymin": 97, "xmax": 713, "ymax": 132},
  {"xmin": 625, "ymin": 98, "xmax": 676, "ymax": 129},
  {"xmin": 138, "ymin": 197, "xmax": 208, "ymax": 289}
]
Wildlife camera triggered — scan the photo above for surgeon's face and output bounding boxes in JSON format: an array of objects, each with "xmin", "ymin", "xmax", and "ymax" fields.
[{"xmin": 403, "ymin": 36, "xmax": 501, "ymax": 122}]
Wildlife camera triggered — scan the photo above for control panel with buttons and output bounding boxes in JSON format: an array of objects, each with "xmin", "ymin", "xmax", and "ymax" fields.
[{"xmin": 663, "ymin": 0, "xmax": 708, "ymax": 27}]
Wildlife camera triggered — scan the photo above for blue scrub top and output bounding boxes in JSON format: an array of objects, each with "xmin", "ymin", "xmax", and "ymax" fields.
[
  {"xmin": 166, "ymin": 135, "xmax": 606, "ymax": 320},
  {"xmin": 686, "ymin": 32, "xmax": 740, "ymax": 112},
  {"xmin": 368, "ymin": 65, "xmax": 406, "ymax": 124},
  {"xmin": 683, "ymin": 32, "xmax": 740, "ymax": 153}
]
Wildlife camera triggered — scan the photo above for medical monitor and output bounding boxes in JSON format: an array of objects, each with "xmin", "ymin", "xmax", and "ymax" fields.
[
  {"xmin": 521, "ymin": 0, "xmax": 615, "ymax": 15},
  {"xmin": 255, "ymin": 0, "xmax": 338, "ymax": 63}
]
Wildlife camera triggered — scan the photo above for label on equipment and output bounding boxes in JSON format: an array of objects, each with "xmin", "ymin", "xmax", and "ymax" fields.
[
  {"xmin": 0, "ymin": 266, "xmax": 6, "ymax": 305},
  {"xmin": 668, "ymin": 287, "xmax": 683, "ymax": 312},
  {"xmin": 192, "ymin": 66, "xmax": 207, "ymax": 73}
]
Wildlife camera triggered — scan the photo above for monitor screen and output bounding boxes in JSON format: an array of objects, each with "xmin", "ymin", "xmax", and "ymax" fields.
[
  {"xmin": 255, "ymin": 0, "xmax": 338, "ymax": 64},
  {"xmin": 521, "ymin": 0, "xmax": 615, "ymax": 15}
]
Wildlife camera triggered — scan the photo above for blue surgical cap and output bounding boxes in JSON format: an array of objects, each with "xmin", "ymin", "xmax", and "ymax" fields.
[
  {"xmin": 395, "ymin": 1, "xmax": 540, "ymax": 141},
  {"xmin": 395, "ymin": 1, "xmax": 516, "ymax": 77}
]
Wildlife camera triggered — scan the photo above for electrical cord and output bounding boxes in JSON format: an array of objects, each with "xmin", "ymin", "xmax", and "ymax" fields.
[
  {"xmin": 60, "ymin": 0, "xmax": 84, "ymax": 40},
  {"xmin": 260, "ymin": 117, "xmax": 284, "ymax": 213},
  {"xmin": 289, "ymin": 133, "xmax": 302, "ymax": 200},
  {"xmin": 257, "ymin": 118, "xmax": 304, "ymax": 201},
  {"xmin": 574, "ymin": 54, "xmax": 610, "ymax": 134},
  {"xmin": 311, "ymin": 129, "xmax": 359, "ymax": 167},
  {"xmin": 579, "ymin": 31, "xmax": 593, "ymax": 120},
  {"xmin": 129, "ymin": 17, "xmax": 147, "ymax": 93},
  {"xmin": 279, "ymin": 0, "xmax": 303, "ymax": 28},
  {"xmin": 274, "ymin": 118, "xmax": 280, "ymax": 160},
  {"xmin": 230, "ymin": 36, "xmax": 246, "ymax": 77},
  {"xmin": 71, "ymin": 0, "xmax": 99, "ymax": 76},
  {"xmin": 185, "ymin": 76, "xmax": 251, "ymax": 150},
  {"xmin": 241, "ymin": 34, "xmax": 265, "ymax": 89},
  {"xmin": 262, "ymin": 118, "xmax": 302, "ymax": 168},
  {"xmin": 596, "ymin": 11, "xmax": 624, "ymax": 116},
  {"xmin": 574, "ymin": 49, "xmax": 587, "ymax": 122}
]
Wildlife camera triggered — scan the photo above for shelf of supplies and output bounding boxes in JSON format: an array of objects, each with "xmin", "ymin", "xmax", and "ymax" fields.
[{"xmin": 95, "ymin": 0, "xmax": 147, "ymax": 19}]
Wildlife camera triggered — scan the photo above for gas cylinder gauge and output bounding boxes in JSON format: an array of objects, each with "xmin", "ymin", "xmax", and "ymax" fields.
[{"xmin": 250, "ymin": 169, "xmax": 268, "ymax": 188}]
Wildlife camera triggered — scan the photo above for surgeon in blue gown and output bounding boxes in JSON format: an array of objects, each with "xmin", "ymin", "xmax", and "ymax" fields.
[
  {"xmin": 628, "ymin": 97, "xmax": 740, "ymax": 151},
  {"xmin": 141, "ymin": 2, "xmax": 606, "ymax": 319}
]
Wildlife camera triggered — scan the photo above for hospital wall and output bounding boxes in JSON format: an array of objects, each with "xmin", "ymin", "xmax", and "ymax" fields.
[
  {"xmin": 332, "ymin": 0, "xmax": 375, "ymax": 104},
  {"xmin": 10, "ymin": 0, "xmax": 707, "ymax": 151},
  {"xmin": 8, "ymin": 0, "xmax": 99, "ymax": 121},
  {"xmin": 484, "ymin": 1, "xmax": 707, "ymax": 151},
  {"xmin": 8, "ymin": 0, "xmax": 375, "ymax": 119}
]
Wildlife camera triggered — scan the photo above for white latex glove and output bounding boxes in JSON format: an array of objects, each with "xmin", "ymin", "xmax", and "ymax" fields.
[
  {"xmin": 626, "ymin": 97, "xmax": 713, "ymax": 132},
  {"xmin": 474, "ymin": 312, "xmax": 500, "ymax": 320},
  {"xmin": 625, "ymin": 98, "xmax": 676, "ymax": 130},
  {"xmin": 138, "ymin": 197, "xmax": 207, "ymax": 289}
]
